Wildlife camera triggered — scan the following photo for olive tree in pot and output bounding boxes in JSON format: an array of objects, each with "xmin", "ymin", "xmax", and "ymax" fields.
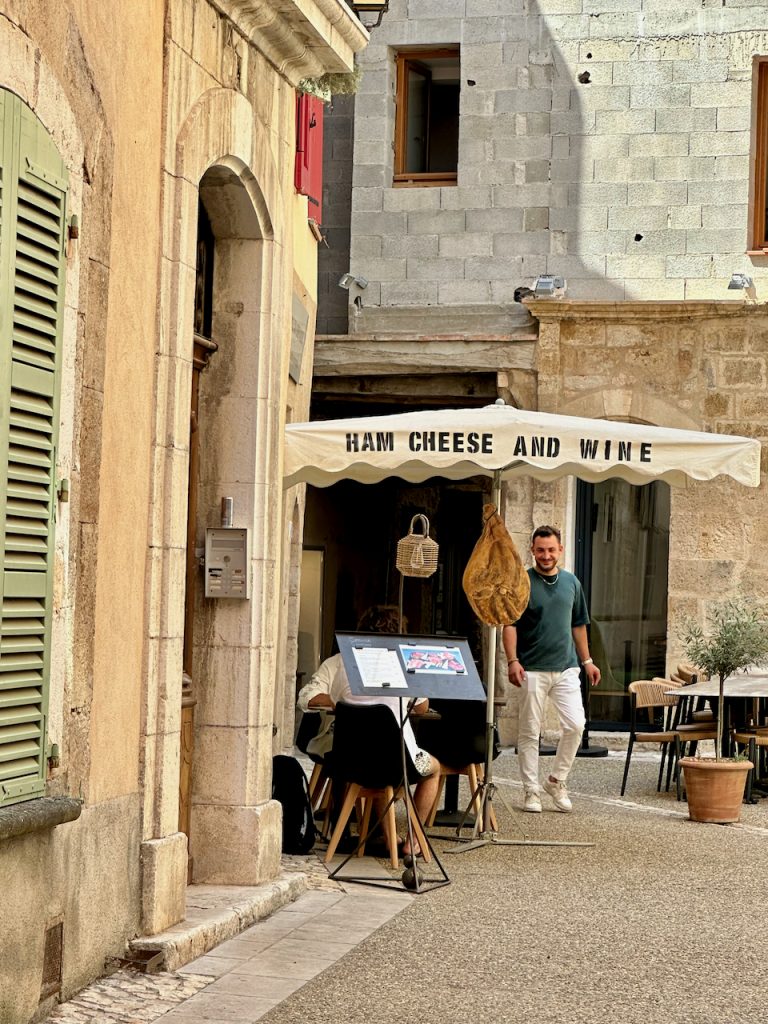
[{"xmin": 678, "ymin": 597, "xmax": 768, "ymax": 823}]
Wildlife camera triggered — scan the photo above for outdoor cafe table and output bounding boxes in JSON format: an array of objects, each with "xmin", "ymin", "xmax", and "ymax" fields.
[
  {"xmin": 666, "ymin": 676, "xmax": 768, "ymax": 700},
  {"xmin": 665, "ymin": 675, "xmax": 768, "ymax": 758}
]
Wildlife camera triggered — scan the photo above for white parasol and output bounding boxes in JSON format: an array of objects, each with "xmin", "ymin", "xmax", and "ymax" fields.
[
  {"xmin": 285, "ymin": 402, "xmax": 761, "ymax": 851},
  {"xmin": 284, "ymin": 402, "xmax": 760, "ymax": 491}
]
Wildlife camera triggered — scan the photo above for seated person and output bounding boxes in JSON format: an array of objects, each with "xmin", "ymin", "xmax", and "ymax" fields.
[{"xmin": 297, "ymin": 605, "xmax": 442, "ymax": 854}]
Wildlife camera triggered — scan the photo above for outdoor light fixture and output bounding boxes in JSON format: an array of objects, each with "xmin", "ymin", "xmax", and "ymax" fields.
[
  {"xmin": 352, "ymin": 1, "xmax": 389, "ymax": 28},
  {"xmin": 338, "ymin": 272, "xmax": 369, "ymax": 289},
  {"xmin": 728, "ymin": 272, "xmax": 754, "ymax": 290},
  {"xmin": 533, "ymin": 275, "xmax": 566, "ymax": 298}
]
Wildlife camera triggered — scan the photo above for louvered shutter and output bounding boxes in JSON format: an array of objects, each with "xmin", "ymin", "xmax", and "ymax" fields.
[{"xmin": 0, "ymin": 89, "xmax": 68, "ymax": 806}]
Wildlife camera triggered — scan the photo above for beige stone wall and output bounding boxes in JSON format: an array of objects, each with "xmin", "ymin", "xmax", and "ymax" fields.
[
  {"xmin": 529, "ymin": 300, "xmax": 768, "ymax": 669},
  {"xmin": 0, "ymin": 0, "xmax": 366, "ymax": 1019},
  {"xmin": 0, "ymin": 2, "xmax": 162, "ymax": 1018},
  {"xmin": 494, "ymin": 301, "xmax": 768, "ymax": 744},
  {"xmin": 141, "ymin": 0, "xmax": 365, "ymax": 905}
]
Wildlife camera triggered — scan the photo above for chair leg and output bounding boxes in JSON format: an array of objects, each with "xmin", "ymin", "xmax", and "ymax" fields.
[
  {"xmin": 324, "ymin": 783, "xmax": 359, "ymax": 863},
  {"xmin": 311, "ymin": 771, "xmax": 329, "ymax": 813},
  {"xmin": 657, "ymin": 742, "xmax": 667, "ymax": 792},
  {"xmin": 664, "ymin": 739, "xmax": 677, "ymax": 792},
  {"xmin": 406, "ymin": 797, "xmax": 432, "ymax": 865},
  {"xmin": 620, "ymin": 735, "xmax": 635, "ymax": 796},
  {"xmin": 427, "ymin": 773, "xmax": 447, "ymax": 828},
  {"xmin": 383, "ymin": 787, "xmax": 399, "ymax": 868},
  {"xmin": 357, "ymin": 797, "xmax": 373, "ymax": 857},
  {"xmin": 674, "ymin": 736, "xmax": 683, "ymax": 801},
  {"xmin": 746, "ymin": 738, "xmax": 757, "ymax": 803},
  {"xmin": 319, "ymin": 776, "xmax": 336, "ymax": 838},
  {"xmin": 308, "ymin": 763, "xmax": 323, "ymax": 803}
]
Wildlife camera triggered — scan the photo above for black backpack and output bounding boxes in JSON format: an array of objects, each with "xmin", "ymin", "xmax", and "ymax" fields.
[{"xmin": 271, "ymin": 754, "xmax": 316, "ymax": 854}]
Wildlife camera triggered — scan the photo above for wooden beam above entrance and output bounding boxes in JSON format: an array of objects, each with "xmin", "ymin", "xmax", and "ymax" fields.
[{"xmin": 313, "ymin": 334, "xmax": 536, "ymax": 376}]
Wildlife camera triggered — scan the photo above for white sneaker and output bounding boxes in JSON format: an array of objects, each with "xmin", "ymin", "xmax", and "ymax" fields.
[
  {"xmin": 543, "ymin": 778, "xmax": 573, "ymax": 812},
  {"xmin": 523, "ymin": 789, "xmax": 542, "ymax": 813}
]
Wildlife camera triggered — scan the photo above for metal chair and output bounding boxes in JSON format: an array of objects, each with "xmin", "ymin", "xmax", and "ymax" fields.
[{"xmin": 731, "ymin": 727, "xmax": 768, "ymax": 802}]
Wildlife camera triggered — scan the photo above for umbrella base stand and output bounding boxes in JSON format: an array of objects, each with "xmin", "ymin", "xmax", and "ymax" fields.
[
  {"xmin": 440, "ymin": 778, "xmax": 595, "ymax": 854},
  {"xmin": 575, "ymin": 744, "xmax": 609, "ymax": 758},
  {"xmin": 432, "ymin": 774, "xmax": 475, "ymax": 828},
  {"xmin": 575, "ymin": 728, "xmax": 609, "ymax": 759}
]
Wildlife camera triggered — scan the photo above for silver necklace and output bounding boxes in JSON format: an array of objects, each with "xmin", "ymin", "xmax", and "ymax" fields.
[{"xmin": 534, "ymin": 570, "xmax": 559, "ymax": 586}]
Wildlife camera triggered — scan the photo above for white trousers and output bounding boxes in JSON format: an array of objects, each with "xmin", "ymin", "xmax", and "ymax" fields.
[{"xmin": 517, "ymin": 667, "xmax": 586, "ymax": 792}]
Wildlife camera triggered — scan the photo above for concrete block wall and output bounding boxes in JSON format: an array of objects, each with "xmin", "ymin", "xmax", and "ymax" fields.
[{"xmin": 348, "ymin": 0, "xmax": 768, "ymax": 314}]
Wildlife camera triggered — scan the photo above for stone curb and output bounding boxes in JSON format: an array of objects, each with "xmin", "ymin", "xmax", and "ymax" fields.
[{"xmin": 129, "ymin": 872, "xmax": 308, "ymax": 972}]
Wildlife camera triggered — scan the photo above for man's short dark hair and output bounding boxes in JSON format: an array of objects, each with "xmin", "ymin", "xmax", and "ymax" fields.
[{"xmin": 531, "ymin": 524, "xmax": 561, "ymax": 544}]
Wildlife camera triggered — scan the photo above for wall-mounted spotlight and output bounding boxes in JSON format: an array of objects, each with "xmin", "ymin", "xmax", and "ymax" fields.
[
  {"xmin": 338, "ymin": 272, "xmax": 369, "ymax": 290},
  {"xmin": 728, "ymin": 272, "xmax": 754, "ymax": 291},
  {"xmin": 533, "ymin": 275, "xmax": 567, "ymax": 298},
  {"xmin": 728, "ymin": 272, "xmax": 757, "ymax": 303}
]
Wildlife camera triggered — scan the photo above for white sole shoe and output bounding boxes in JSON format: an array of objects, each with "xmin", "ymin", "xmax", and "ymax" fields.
[
  {"xmin": 543, "ymin": 778, "xmax": 573, "ymax": 812},
  {"xmin": 523, "ymin": 792, "xmax": 542, "ymax": 813}
]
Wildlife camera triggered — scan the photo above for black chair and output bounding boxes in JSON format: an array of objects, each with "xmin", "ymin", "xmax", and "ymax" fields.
[
  {"xmin": 324, "ymin": 701, "xmax": 430, "ymax": 868},
  {"xmin": 415, "ymin": 699, "xmax": 498, "ymax": 829}
]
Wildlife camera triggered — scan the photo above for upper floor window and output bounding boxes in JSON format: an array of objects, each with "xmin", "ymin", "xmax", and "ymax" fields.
[
  {"xmin": 751, "ymin": 61, "xmax": 768, "ymax": 251},
  {"xmin": 394, "ymin": 47, "xmax": 459, "ymax": 187}
]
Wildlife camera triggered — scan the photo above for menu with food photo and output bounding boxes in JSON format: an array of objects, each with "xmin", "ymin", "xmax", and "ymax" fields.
[{"xmin": 399, "ymin": 644, "xmax": 467, "ymax": 675}]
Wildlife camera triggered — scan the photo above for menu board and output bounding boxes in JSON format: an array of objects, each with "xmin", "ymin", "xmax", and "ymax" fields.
[{"xmin": 337, "ymin": 632, "xmax": 485, "ymax": 701}]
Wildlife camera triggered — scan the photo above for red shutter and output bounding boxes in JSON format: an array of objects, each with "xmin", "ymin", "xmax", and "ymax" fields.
[{"xmin": 294, "ymin": 93, "xmax": 324, "ymax": 225}]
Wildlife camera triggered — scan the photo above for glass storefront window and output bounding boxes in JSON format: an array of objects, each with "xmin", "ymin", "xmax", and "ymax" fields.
[{"xmin": 575, "ymin": 479, "xmax": 670, "ymax": 727}]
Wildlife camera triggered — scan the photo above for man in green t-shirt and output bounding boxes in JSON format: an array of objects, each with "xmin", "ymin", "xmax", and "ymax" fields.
[{"xmin": 502, "ymin": 525, "xmax": 601, "ymax": 813}]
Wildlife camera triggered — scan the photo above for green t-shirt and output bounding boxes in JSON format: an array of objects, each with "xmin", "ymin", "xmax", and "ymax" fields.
[{"xmin": 514, "ymin": 568, "xmax": 590, "ymax": 671}]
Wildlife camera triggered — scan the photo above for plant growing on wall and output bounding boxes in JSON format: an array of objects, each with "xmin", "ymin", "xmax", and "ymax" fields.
[
  {"xmin": 298, "ymin": 67, "xmax": 362, "ymax": 102},
  {"xmin": 679, "ymin": 597, "xmax": 768, "ymax": 760}
]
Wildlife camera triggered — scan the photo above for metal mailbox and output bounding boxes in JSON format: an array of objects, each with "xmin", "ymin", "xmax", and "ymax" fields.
[{"xmin": 204, "ymin": 527, "xmax": 249, "ymax": 599}]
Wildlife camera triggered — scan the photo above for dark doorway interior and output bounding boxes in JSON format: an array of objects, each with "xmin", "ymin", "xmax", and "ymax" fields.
[
  {"xmin": 302, "ymin": 477, "xmax": 486, "ymax": 670},
  {"xmin": 575, "ymin": 478, "xmax": 671, "ymax": 728}
]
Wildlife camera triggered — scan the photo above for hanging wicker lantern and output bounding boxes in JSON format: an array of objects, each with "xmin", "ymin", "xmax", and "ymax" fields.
[{"xmin": 396, "ymin": 514, "xmax": 439, "ymax": 578}]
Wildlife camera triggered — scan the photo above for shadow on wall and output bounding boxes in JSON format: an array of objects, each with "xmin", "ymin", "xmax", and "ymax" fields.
[{"xmin": 532, "ymin": 0, "xmax": 624, "ymax": 303}]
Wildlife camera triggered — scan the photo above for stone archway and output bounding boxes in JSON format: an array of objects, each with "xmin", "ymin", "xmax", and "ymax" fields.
[{"xmin": 142, "ymin": 87, "xmax": 286, "ymax": 931}]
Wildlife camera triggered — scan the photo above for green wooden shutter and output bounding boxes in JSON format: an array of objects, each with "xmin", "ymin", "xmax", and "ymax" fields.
[{"xmin": 0, "ymin": 89, "xmax": 68, "ymax": 806}]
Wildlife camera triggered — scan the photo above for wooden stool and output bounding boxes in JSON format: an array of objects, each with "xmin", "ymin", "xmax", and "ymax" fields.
[{"xmin": 324, "ymin": 782, "xmax": 431, "ymax": 867}]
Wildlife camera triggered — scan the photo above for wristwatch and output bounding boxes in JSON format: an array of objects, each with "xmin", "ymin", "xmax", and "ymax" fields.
[{"xmin": 581, "ymin": 657, "xmax": 593, "ymax": 666}]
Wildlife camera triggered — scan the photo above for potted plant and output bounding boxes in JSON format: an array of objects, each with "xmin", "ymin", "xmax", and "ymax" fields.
[{"xmin": 678, "ymin": 597, "xmax": 768, "ymax": 823}]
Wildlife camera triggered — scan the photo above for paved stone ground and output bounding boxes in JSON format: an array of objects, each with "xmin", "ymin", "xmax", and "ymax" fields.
[{"xmin": 44, "ymin": 748, "xmax": 768, "ymax": 1024}]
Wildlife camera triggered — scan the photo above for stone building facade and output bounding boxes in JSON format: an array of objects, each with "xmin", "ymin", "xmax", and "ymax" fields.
[
  {"xmin": 311, "ymin": 0, "xmax": 768, "ymax": 736},
  {"xmin": 0, "ymin": 2, "xmax": 365, "ymax": 1022}
]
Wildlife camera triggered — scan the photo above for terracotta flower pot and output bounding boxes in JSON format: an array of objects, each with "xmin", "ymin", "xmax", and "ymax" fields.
[{"xmin": 680, "ymin": 756, "xmax": 753, "ymax": 824}]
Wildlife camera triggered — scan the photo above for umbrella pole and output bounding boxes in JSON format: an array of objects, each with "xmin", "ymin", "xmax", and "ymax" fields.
[{"xmin": 446, "ymin": 470, "xmax": 594, "ymax": 853}]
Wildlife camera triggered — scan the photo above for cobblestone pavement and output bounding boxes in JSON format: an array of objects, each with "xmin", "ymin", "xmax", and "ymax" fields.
[{"xmin": 43, "ymin": 971, "xmax": 212, "ymax": 1024}]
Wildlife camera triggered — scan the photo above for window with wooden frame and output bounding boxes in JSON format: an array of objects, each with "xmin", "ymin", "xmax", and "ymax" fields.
[
  {"xmin": 751, "ymin": 60, "xmax": 768, "ymax": 252},
  {"xmin": 0, "ymin": 88, "xmax": 68, "ymax": 807},
  {"xmin": 394, "ymin": 47, "xmax": 460, "ymax": 187}
]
